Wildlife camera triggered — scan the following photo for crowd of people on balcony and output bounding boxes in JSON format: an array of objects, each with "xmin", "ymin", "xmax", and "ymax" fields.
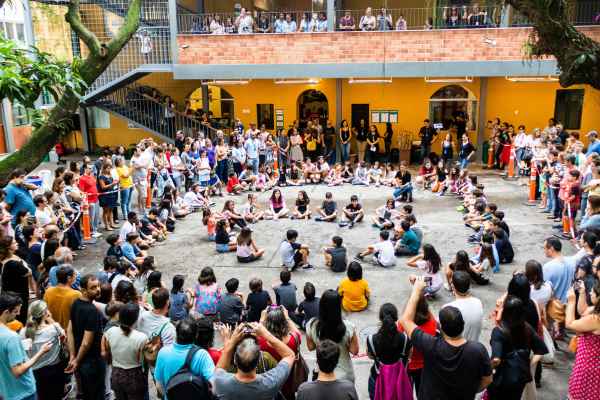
[{"xmin": 184, "ymin": 3, "xmax": 521, "ymax": 35}]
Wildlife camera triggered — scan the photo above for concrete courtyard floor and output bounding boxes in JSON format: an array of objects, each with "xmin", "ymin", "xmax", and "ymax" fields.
[{"xmin": 72, "ymin": 169, "xmax": 575, "ymax": 399}]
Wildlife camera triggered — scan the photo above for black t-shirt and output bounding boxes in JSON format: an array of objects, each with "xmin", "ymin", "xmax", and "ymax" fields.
[
  {"xmin": 296, "ymin": 199, "xmax": 308, "ymax": 213},
  {"xmin": 246, "ymin": 290, "xmax": 271, "ymax": 322},
  {"xmin": 368, "ymin": 331, "xmax": 412, "ymax": 377},
  {"xmin": 324, "ymin": 127, "xmax": 335, "ymax": 147},
  {"xmin": 412, "ymin": 328, "xmax": 492, "ymax": 400},
  {"xmin": 215, "ymin": 229, "xmax": 230, "ymax": 245},
  {"xmin": 298, "ymin": 298, "xmax": 320, "ymax": 326},
  {"xmin": 217, "ymin": 293, "xmax": 244, "ymax": 326},
  {"xmin": 345, "ymin": 203, "xmax": 362, "ymax": 213},
  {"xmin": 322, "ymin": 200, "xmax": 336, "ymax": 216},
  {"xmin": 490, "ymin": 324, "xmax": 547, "ymax": 361},
  {"xmin": 0, "ymin": 259, "xmax": 29, "ymax": 297},
  {"xmin": 340, "ymin": 128, "xmax": 351, "ymax": 143},
  {"xmin": 419, "ymin": 126, "xmax": 436, "ymax": 145},
  {"xmin": 355, "ymin": 126, "xmax": 367, "ymax": 142},
  {"xmin": 460, "ymin": 142, "xmax": 475, "ymax": 159},
  {"xmin": 70, "ymin": 298, "xmax": 103, "ymax": 361},
  {"xmin": 326, "ymin": 246, "xmax": 347, "ymax": 272},
  {"xmin": 395, "ymin": 171, "xmax": 412, "ymax": 185}
]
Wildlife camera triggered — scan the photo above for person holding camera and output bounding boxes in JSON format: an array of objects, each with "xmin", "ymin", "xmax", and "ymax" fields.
[{"xmin": 212, "ymin": 322, "xmax": 295, "ymax": 400}]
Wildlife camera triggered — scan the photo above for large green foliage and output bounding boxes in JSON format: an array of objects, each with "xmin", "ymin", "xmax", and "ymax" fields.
[{"xmin": 0, "ymin": 35, "xmax": 87, "ymax": 109}]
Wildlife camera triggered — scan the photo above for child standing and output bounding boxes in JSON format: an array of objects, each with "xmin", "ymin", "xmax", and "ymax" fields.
[
  {"xmin": 323, "ymin": 235, "xmax": 347, "ymax": 272},
  {"xmin": 236, "ymin": 227, "xmax": 265, "ymax": 263}
]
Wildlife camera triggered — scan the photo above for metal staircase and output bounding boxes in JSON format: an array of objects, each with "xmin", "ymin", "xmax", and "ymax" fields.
[{"xmin": 90, "ymin": 84, "xmax": 213, "ymax": 143}]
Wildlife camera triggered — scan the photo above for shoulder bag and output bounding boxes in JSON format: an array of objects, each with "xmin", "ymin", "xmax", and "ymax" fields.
[{"xmin": 285, "ymin": 331, "xmax": 309, "ymax": 398}]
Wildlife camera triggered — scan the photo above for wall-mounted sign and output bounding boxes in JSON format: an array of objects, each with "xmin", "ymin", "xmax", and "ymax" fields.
[
  {"xmin": 371, "ymin": 110, "xmax": 398, "ymax": 124},
  {"xmin": 275, "ymin": 109, "xmax": 284, "ymax": 129}
]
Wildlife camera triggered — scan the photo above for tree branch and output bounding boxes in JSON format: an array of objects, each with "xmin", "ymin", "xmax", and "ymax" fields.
[
  {"xmin": 506, "ymin": 0, "xmax": 600, "ymax": 89},
  {"xmin": 65, "ymin": 0, "xmax": 102, "ymax": 56},
  {"xmin": 106, "ymin": 0, "xmax": 142, "ymax": 54}
]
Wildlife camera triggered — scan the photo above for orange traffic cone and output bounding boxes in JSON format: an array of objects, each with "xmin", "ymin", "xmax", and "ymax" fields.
[
  {"xmin": 507, "ymin": 145, "xmax": 515, "ymax": 178},
  {"xmin": 81, "ymin": 194, "xmax": 91, "ymax": 241},
  {"xmin": 273, "ymin": 148, "xmax": 279, "ymax": 178},
  {"xmin": 487, "ymin": 145, "xmax": 494, "ymax": 169},
  {"xmin": 527, "ymin": 164, "xmax": 537, "ymax": 204},
  {"xmin": 562, "ymin": 213, "xmax": 571, "ymax": 237},
  {"xmin": 145, "ymin": 171, "xmax": 152, "ymax": 209}
]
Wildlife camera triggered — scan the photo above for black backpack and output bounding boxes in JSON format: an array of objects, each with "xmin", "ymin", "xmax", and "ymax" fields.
[{"xmin": 165, "ymin": 346, "xmax": 215, "ymax": 400}]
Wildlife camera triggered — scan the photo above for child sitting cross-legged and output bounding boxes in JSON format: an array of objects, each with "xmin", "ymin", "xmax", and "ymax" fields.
[
  {"xmin": 323, "ymin": 235, "xmax": 347, "ymax": 272},
  {"xmin": 315, "ymin": 191, "xmax": 337, "ymax": 222},
  {"xmin": 215, "ymin": 219, "xmax": 236, "ymax": 253},
  {"xmin": 338, "ymin": 261, "xmax": 370, "ymax": 312},
  {"xmin": 236, "ymin": 227, "xmax": 265, "ymax": 263},
  {"xmin": 292, "ymin": 190, "xmax": 311, "ymax": 220}
]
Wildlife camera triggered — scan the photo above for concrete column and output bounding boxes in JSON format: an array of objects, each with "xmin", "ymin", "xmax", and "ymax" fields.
[
  {"xmin": 476, "ymin": 77, "xmax": 488, "ymax": 163},
  {"xmin": 327, "ymin": 0, "xmax": 335, "ymax": 32},
  {"xmin": 202, "ymin": 85, "xmax": 210, "ymax": 114},
  {"xmin": 2, "ymin": 100, "xmax": 16, "ymax": 153},
  {"xmin": 79, "ymin": 106, "xmax": 91, "ymax": 153},
  {"xmin": 335, "ymin": 78, "xmax": 342, "ymax": 162},
  {"xmin": 196, "ymin": 0, "xmax": 204, "ymax": 13},
  {"xmin": 168, "ymin": 0, "xmax": 179, "ymax": 64}
]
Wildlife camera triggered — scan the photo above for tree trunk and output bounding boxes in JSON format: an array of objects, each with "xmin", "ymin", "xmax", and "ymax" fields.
[{"xmin": 0, "ymin": 0, "xmax": 142, "ymax": 185}]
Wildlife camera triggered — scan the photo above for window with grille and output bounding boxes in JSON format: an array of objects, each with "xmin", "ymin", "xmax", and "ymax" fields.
[{"xmin": 554, "ymin": 89, "xmax": 584, "ymax": 130}]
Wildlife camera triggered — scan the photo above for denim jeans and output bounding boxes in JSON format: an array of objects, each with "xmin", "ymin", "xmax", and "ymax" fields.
[
  {"xmin": 89, "ymin": 202, "xmax": 100, "ymax": 233},
  {"xmin": 545, "ymin": 186, "xmax": 556, "ymax": 212},
  {"xmin": 393, "ymin": 184, "xmax": 412, "ymax": 199},
  {"xmin": 247, "ymin": 157, "xmax": 259, "ymax": 174},
  {"xmin": 460, "ymin": 158, "xmax": 469, "ymax": 169},
  {"xmin": 120, "ymin": 187, "xmax": 132, "ymax": 219},
  {"xmin": 341, "ymin": 142, "xmax": 350, "ymax": 162},
  {"xmin": 581, "ymin": 195, "xmax": 588, "ymax": 217},
  {"xmin": 515, "ymin": 148, "xmax": 524, "ymax": 176}
]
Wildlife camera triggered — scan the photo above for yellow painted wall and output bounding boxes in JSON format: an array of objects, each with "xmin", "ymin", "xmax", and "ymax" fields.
[
  {"xmin": 91, "ymin": 115, "xmax": 163, "ymax": 149},
  {"xmin": 485, "ymin": 78, "xmax": 600, "ymax": 143}
]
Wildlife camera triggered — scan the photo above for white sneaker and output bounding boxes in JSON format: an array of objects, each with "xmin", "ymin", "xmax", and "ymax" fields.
[
  {"xmin": 444, "ymin": 282, "xmax": 451, "ymax": 291},
  {"xmin": 92, "ymin": 232, "xmax": 103, "ymax": 238}
]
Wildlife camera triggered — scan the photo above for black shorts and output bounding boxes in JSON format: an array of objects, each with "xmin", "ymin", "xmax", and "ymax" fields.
[{"xmin": 237, "ymin": 254, "xmax": 259, "ymax": 263}]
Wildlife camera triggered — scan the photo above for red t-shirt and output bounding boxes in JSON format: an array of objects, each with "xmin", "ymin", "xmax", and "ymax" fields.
[
  {"xmin": 208, "ymin": 347, "xmax": 221, "ymax": 365},
  {"xmin": 258, "ymin": 332, "xmax": 300, "ymax": 361},
  {"xmin": 226, "ymin": 176, "xmax": 240, "ymax": 193},
  {"xmin": 398, "ymin": 314, "xmax": 437, "ymax": 370},
  {"xmin": 78, "ymin": 175, "xmax": 99, "ymax": 203}
]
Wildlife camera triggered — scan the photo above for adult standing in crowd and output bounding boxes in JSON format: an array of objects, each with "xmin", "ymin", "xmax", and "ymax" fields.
[
  {"xmin": 419, "ymin": 119, "xmax": 438, "ymax": 161},
  {"xmin": 66, "ymin": 274, "xmax": 106, "ymax": 400},
  {"xmin": 306, "ymin": 290, "xmax": 359, "ymax": 382},
  {"xmin": 353, "ymin": 119, "xmax": 368, "ymax": 163},
  {"xmin": 3, "ymin": 169, "xmax": 36, "ymax": 226},
  {"xmin": 0, "ymin": 235, "xmax": 33, "ymax": 324},
  {"xmin": 0, "ymin": 294, "xmax": 52, "ymax": 400},
  {"xmin": 400, "ymin": 279, "xmax": 493, "ymax": 400}
]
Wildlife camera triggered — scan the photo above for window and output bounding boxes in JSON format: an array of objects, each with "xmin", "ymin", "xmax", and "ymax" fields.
[
  {"xmin": 554, "ymin": 89, "xmax": 584, "ymax": 130},
  {"xmin": 1, "ymin": 22, "xmax": 25, "ymax": 44},
  {"xmin": 257, "ymin": 104, "xmax": 274, "ymax": 130},
  {"xmin": 40, "ymin": 89, "xmax": 55, "ymax": 108},
  {"xmin": 11, "ymin": 102, "xmax": 29, "ymax": 126},
  {"xmin": 87, "ymin": 107, "xmax": 110, "ymax": 129}
]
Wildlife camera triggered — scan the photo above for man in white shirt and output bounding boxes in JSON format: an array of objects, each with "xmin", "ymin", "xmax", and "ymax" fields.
[
  {"xmin": 356, "ymin": 230, "xmax": 396, "ymax": 267},
  {"xmin": 442, "ymin": 271, "xmax": 483, "ymax": 342},
  {"xmin": 119, "ymin": 212, "xmax": 138, "ymax": 242}
]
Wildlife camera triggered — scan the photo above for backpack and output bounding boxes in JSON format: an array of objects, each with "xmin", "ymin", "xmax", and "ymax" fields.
[
  {"xmin": 143, "ymin": 322, "xmax": 168, "ymax": 367},
  {"xmin": 165, "ymin": 346, "xmax": 215, "ymax": 400}
]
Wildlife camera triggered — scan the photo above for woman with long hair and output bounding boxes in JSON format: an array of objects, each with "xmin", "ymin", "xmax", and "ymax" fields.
[
  {"xmin": 339, "ymin": 120, "xmax": 352, "ymax": 162},
  {"xmin": 97, "ymin": 162, "xmax": 119, "ymax": 231},
  {"xmin": 0, "ymin": 235, "xmax": 33, "ymax": 323},
  {"xmin": 407, "ymin": 243, "xmax": 443, "ymax": 296},
  {"xmin": 101, "ymin": 303, "xmax": 149, "ymax": 400},
  {"xmin": 21, "ymin": 300, "xmax": 67, "ymax": 400},
  {"xmin": 567, "ymin": 281, "xmax": 600, "ymax": 400},
  {"xmin": 488, "ymin": 296, "xmax": 547, "ymax": 400},
  {"xmin": 366, "ymin": 303, "xmax": 411, "ymax": 399},
  {"xmin": 366, "ymin": 125, "xmax": 380, "ymax": 163},
  {"xmin": 306, "ymin": 289, "xmax": 359, "ymax": 382},
  {"xmin": 266, "ymin": 189, "xmax": 289, "ymax": 219},
  {"xmin": 259, "ymin": 305, "xmax": 302, "ymax": 399}
]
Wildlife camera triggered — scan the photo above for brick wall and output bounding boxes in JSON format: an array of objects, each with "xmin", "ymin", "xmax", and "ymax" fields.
[{"xmin": 177, "ymin": 27, "xmax": 600, "ymax": 65}]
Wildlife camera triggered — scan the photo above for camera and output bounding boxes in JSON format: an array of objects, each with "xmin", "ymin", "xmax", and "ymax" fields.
[
  {"xmin": 242, "ymin": 323, "xmax": 254, "ymax": 336},
  {"xmin": 573, "ymin": 279, "xmax": 583, "ymax": 292}
]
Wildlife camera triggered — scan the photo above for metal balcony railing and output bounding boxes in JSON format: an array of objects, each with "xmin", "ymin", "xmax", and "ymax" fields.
[
  {"xmin": 176, "ymin": 2, "xmax": 600, "ymax": 35},
  {"xmin": 93, "ymin": 83, "xmax": 225, "ymax": 141}
]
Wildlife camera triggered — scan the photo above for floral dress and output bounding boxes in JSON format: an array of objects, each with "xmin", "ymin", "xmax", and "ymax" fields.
[
  {"xmin": 193, "ymin": 283, "xmax": 222, "ymax": 317},
  {"xmin": 568, "ymin": 333, "xmax": 600, "ymax": 400}
]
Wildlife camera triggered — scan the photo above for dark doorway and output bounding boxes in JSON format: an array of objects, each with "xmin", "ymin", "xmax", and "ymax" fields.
[
  {"xmin": 351, "ymin": 104, "xmax": 369, "ymax": 130},
  {"xmin": 297, "ymin": 89, "xmax": 328, "ymax": 128}
]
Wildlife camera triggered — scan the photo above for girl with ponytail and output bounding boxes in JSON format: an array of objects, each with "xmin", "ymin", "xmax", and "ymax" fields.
[
  {"xmin": 366, "ymin": 303, "xmax": 412, "ymax": 399},
  {"xmin": 101, "ymin": 303, "xmax": 149, "ymax": 400}
]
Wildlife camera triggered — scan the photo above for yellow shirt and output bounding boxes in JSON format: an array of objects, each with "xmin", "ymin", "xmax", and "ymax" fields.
[
  {"xmin": 338, "ymin": 278, "xmax": 370, "ymax": 312},
  {"xmin": 116, "ymin": 165, "xmax": 133, "ymax": 189},
  {"xmin": 43, "ymin": 286, "xmax": 82, "ymax": 330}
]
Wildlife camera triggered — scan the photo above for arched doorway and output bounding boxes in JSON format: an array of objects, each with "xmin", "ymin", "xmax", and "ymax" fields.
[
  {"xmin": 428, "ymin": 85, "xmax": 477, "ymax": 132},
  {"xmin": 188, "ymin": 85, "xmax": 234, "ymax": 129},
  {"xmin": 297, "ymin": 89, "xmax": 328, "ymax": 129}
]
